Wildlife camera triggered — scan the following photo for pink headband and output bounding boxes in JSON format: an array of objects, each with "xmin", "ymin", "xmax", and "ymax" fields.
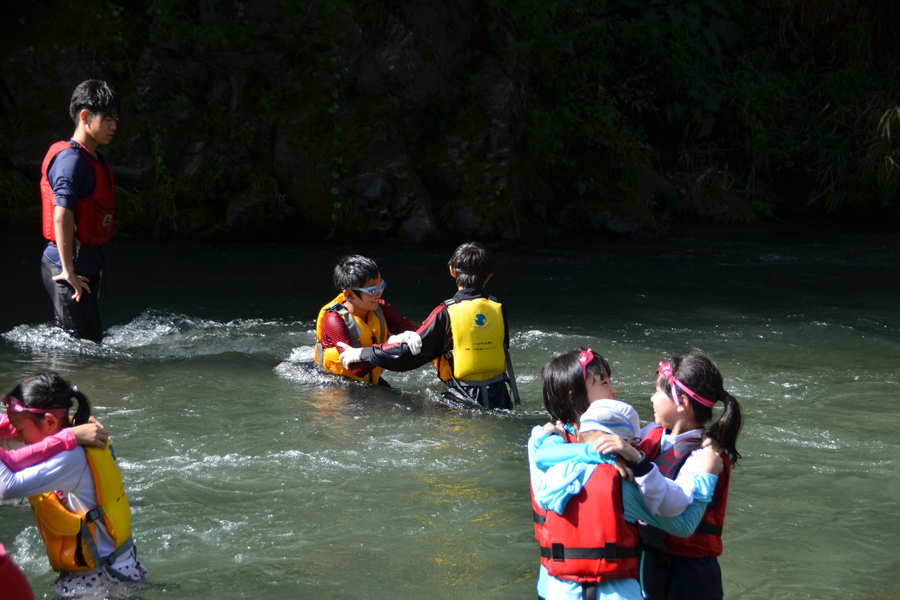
[
  {"xmin": 579, "ymin": 349, "xmax": 595, "ymax": 380},
  {"xmin": 2, "ymin": 395, "xmax": 71, "ymax": 417},
  {"xmin": 658, "ymin": 362, "xmax": 716, "ymax": 408}
]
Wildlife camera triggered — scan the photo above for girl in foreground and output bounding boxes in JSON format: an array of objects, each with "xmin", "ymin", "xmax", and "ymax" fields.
[
  {"xmin": 0, "ymin": 373, "xmax": 144, "ymax": 595},
  {"xmin": 634, "ymin": 352, "xmax": 742, "ymax": 600},
  {"xmin": 591, "ymin": 351, "xmax": 742, "ymax": 600}
]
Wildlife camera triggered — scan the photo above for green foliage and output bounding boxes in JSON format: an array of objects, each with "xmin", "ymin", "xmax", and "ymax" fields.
[
  {"xmin": 496, "ymin": 0, "xmax": 900, "ymax": 221},
  {"xmin": 0, "ymin": 129, "xmax": 35, "ymax": 221},
  {"xmin": 0, "ymin": 168, "xmax": 33, "ymax": 213},
  {"xmin": 137, "ymin": 102, "xmax": 179, "ymax": 234}
]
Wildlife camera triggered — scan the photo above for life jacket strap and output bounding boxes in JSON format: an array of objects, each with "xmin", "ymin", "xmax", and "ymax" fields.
[
  {"xmin": 504, "ymin": 348, "xmax": 520, "ymax": 405},
  {"xmin": 79, "ymin": 513, "xmax": 137, "ymax": 581},
  {"xmin": 533, "ymin": 510, "xmax": 546, "ymax": 526},
  {"xmin": 327, "ymin": 303, "xmax": 361, "ymax": 347},
  {"xmin": 540, "ymin": 542, "xmax": 639, "ymax": 562},
  {"xmin": 695, "ymin": 522, "xmax": 723, "ymax": 537}
]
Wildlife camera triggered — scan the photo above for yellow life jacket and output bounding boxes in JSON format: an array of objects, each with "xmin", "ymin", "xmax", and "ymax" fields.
[
  {"xmin": 314, "ymin": 293, "xmax": 388, "ymax": 384},
  {"xmin": 29, "ymin": 443, "xmax": 134, "ymax": 574},
  {"xmin": 434, "ymin": 296, "xmax": 509, "ymax": 383}
]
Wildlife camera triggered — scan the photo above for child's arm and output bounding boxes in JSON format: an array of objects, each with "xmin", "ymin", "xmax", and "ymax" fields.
[
  {"xmin": 0, "ymin": 422, "xmax": 108, "ymax": 472},
  {"xmin": 355, "ymin": 304, "xmax": 453, "ymax": 371},
  {"xmin": 592, "ymin": 433, "xmax": 715, "ymax": 517},
  {"xmin": 528, "ymin": 424, "xmax": 578, "ymax": 504},
  {"xmin": 622, "ymin": 470, "xmax": 719, "ymax": 537},
  {"xmin": 0, "ymin": 448, "xmax": 88, "ymax": 500},
  {"xmin": 534, "ymin": 442, "xmax": 615, "ymax": 473},
  {"xmin": 535, "ymin": 459, "xmax": 596, "ymax": 515}
]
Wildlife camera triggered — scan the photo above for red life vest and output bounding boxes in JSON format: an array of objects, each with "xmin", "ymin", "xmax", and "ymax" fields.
[
  {"xmin": 540, "ymin": 462, "xmax": 640, "ymax": 584},
  {"xmin": 41, "ymin": 141, "xmax": 115, "ymax": 248},
  {"xmin": 531, "ymin": 429, "xmax": 578, "ymax": 547},
  {"xmin": 637, "ymin": 425, "xmax": 730, "ymax": 558}
]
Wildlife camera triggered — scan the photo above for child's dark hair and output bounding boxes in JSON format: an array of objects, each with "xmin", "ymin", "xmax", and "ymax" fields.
[
  {"xmin": 333, "ymin": 255, "xmax": 380, "ymax": 293},
  {"xmin": 69, "ymin": 79, "xmax": 120, "ymax": 124},
  {"xmin": 542, "ymin": 348, "xmax": 612, "ymax": 426},
  {"xmin": 663, "ymin": 351, "xmax": 742, "ymax": 466},
  {"xmin": 448, "ymin": 242, "xmax": 495, "ymax": 289},
  {"xmin": 7, "ymin": 373, "xmax": 91, "ymax": 427}
]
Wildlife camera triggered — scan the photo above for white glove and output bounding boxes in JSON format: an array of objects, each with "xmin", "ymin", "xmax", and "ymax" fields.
[
  {"xmin": 386, "ymin": 331, "xmax": 422, "ymax": 355},
  {"xmin": 336, "ymin": 342, "xmax": 364, "ymax": 369}
]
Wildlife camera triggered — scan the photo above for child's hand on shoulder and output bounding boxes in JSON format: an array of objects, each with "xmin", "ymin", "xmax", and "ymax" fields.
[
  {"xmin": 592, "ymin": 434, "xmax": 641, "ymax": 462},
  {"xmin": 700, "ymin": 434, "xmax": 724, "ymax": 456},
  {"xmin": 71, "ymin": 420, "xmax": 109, "ymax": 448},
  {"xmin": 613, "ymin": 455, "xmax": 635, "ymax": 483},
  {"xmin": 691, "ymin": 446, "xmax": 724, "ymax": 475}
]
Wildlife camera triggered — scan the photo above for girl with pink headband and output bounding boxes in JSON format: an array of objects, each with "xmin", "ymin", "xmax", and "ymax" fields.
[
  {"xmin": 635, "ymin": 351, "xmax": 743, "ymax": 600},
  {"xmin": 0, "ymin": 393, "xmax": 107, "ymax": 471},
  {"xmin": 0, "ymin": 373, "xmax": 146, "ymax": 595}
]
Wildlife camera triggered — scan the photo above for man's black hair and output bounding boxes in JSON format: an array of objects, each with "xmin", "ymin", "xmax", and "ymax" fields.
[
  {"xmin": 333, "ymin": 255, "xmax": 380, "ymax": 293},
  {"xmin": 448, "ymin": 242, "xmax": 495, "ymax": 289},
  {"xmin": 69, "ymin": 80, "xmax": 120, "ymax": 124}
]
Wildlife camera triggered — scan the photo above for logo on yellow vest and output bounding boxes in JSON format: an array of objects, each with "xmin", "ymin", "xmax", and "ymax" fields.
[{"xmin": 474, "ymin": 313, "xmax": 491, "ymax": 329}]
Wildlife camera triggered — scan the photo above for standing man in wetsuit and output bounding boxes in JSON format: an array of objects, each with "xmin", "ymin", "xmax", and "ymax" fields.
[{"xmin": 39, "ymin": 80, "xmax": 119, "ymax": 343}]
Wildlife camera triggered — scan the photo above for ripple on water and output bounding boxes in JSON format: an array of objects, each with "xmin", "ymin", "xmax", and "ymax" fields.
[{"xmin": 3, "ymin": 309, "xmax": 313, "ymax": 359}]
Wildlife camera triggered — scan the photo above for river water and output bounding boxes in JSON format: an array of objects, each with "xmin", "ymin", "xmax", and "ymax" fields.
[{"xmin": 1, "ymin": 228, "xmax": 898, "ymax": 599}]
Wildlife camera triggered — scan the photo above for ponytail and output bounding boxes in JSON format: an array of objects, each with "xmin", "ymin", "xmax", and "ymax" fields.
[
  {"xmin": 70, "ymin": 389, "xmax": 92, "ymax": 426},
  {"xmin": 666, "ymin": 351, "xmax": 743, "ymax": 466},
  {"xmin": 706, "ymin": 393, "xmax": 742, "ymax": 466}
]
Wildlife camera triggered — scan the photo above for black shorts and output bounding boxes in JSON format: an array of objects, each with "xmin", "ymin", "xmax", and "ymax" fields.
[{"xmin": 641, "ymin": 546, "xmax": 723, "ymax": 600}]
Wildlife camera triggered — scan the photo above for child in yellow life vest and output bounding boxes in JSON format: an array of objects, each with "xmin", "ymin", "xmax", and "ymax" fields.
[
  {"xmin": 339, "ymin": 242, "xmax": 519, "ymax": 409},
  {"xmin": 0, "ymin": 373, "xmax": 144, "ymax": 594},
  {"xmin": 315, "ymin": 254, "xmax": 419, "ymax": 385}
]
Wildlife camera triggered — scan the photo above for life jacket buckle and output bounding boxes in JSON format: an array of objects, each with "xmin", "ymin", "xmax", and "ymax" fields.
[
  {"xmin": 551, "ymin": 542, "xmax": 565, "ymax": 561},
  {"xmin": 604, "ymin": 542, "xmax": 618, "ymax": 560}
]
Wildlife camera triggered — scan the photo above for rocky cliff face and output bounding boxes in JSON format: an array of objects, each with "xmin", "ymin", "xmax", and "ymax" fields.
[{"xmin": 2, "ymin": 0, "xmax": 548, "ymax": 241}]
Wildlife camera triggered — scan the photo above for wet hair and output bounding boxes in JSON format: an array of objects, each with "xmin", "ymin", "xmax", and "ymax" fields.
[
  {"xmin": 69, "ymin": 79, "xmax": 120, "ymax": 124},
  {"xmin": 448, "ymin": 242, "xmax": 495, "ymax": 289},
  {"xmin": 333, "ymin": 254, "xmax": 380, "ymax": 293},
  {"xmin": 662, "ymin": 351, "xmax": 742, "ymax": 466},
  {"xmin": 541, "ymin": 347, "xmax": 612, "ymax": 426},
  {"xmin": 6, "ymin": 373, "xmax": 91, "ymax": 428}
]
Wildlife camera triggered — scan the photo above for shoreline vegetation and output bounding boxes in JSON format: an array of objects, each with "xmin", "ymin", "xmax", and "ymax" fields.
[{"xmin": 2, "ymin": 0, "xmax": 899, "ymax": 242}]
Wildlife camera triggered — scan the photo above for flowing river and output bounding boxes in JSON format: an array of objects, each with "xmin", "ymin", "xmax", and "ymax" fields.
[{"xmin": 1, "ymin": 228, "xmax": 898, "ymax": 599}]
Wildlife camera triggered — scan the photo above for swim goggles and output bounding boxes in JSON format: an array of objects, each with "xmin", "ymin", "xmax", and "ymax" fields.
[
  {"xmin": 657, "ymin": 361, "xmax": 716, "ymax": 408},
  {"xmin": 579, "ymin": 349, "xmax": 595, "ymax": 380},
  {"xmin": 350, "ymin": 279, "xmax": 386, "ymax": 296},
  {"xmin": 2, "ymin": 395, "xmax": 71, "ymax": 417}
]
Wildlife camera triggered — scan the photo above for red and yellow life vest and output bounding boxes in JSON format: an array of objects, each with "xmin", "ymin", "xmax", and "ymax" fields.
[
  {"xmin": 314, "ymin": 293, "xmax": 387, "ymax": 384},
  {"xmin": 638, "ymin": 425, "xmax": 730, "ymax": 558},
  {"xmin": 41, "ymin": 140, "xmax": 115, "ymax": 248},
  {"xmin": 28, "ymin": 443, "xmax": 133, "ymax": 573},
  {"xmin": 540, "ymin": 462, "xmax": 641, "ymax": 583}
]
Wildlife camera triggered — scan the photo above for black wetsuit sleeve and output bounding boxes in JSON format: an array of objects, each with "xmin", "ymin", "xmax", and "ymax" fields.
[{"xmin": 359, "ymin": 304, "xmax": 452, "ymax": 372}]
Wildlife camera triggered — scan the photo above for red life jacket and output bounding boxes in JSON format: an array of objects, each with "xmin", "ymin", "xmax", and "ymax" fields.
[
  {"xmin": 540, "ymin": 462, "xmax": 640, "ymax": 584},
  {"xmin": 637, "ymin": 425, "xmax": 730, "ymax": 558},
  {"xmin": 531, "ymin": 429, "xmax": 578, "ymax": 547},
  {"xmin": 41, "ymin": 141, "xmax": 115, "ymax": 248}
]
